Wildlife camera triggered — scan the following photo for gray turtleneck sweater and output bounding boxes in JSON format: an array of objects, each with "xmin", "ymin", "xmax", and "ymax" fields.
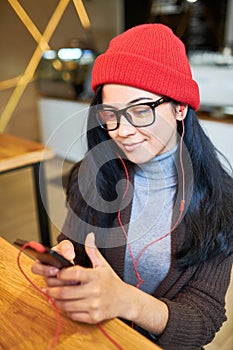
[{"xmin": 124, "ymin": 146, "xmax": 178, "ymax": 293}]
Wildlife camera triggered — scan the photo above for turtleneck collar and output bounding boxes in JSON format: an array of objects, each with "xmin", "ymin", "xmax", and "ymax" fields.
[{"xmin": 135, "ymin": 145, "xmax": 178, "ymax": 184}]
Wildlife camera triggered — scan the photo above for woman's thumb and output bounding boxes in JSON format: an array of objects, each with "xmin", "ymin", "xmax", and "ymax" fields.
[
  {"xmin": 55, "ymin": 240, "xmax": 75, "ymax": 261},
  {"xmin": 85, "ymin": 232, "xmax": 105, "ymax": 268}
]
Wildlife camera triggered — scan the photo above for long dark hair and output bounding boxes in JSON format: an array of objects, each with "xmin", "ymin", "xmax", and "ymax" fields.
[{"xmin": 67, "ymin": 86, "xmax": 233, "ymax": 268}]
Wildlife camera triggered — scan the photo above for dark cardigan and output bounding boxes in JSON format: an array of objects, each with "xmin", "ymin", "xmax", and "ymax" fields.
[{"xmin": 58, "ymin": 173, "xmax": 233, "ymax": 350}]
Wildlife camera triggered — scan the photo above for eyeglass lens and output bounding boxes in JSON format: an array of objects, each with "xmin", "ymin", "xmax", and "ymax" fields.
[{"xmin": 97, "ymin": 104, "xmax": 154, "ymax": 130}]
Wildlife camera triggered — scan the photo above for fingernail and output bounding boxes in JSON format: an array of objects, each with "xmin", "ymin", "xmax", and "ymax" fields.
[
  {"xmin": 87, "ymin": 232, "xmax": 95, "ymax": 247},
  {"xmin": 49, "ymin": 267, "xmax": 59, "ymax": 275}
]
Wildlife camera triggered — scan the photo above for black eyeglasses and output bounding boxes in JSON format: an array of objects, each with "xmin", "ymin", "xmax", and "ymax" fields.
[{"xmin": 96, "ymin": 96, "xmax": 170, "ymax": 131}]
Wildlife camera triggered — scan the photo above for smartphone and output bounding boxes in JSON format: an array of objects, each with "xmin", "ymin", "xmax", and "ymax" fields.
[{"xmin": 14, "ymin": 238, "xmax": 74, "ymax": 269}]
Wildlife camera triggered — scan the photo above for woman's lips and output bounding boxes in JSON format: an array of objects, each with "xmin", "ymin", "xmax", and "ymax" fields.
[{"xmin": 122, "ymin": 140, "xmax": 144, "ymax": 152}]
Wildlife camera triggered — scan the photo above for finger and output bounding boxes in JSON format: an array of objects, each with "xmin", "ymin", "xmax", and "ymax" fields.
[
  {"xmin": 44, "ymin": 270, "xmax": 99, "ymax": 299},
  {"xmin": 57, "ymin": 265, "xmax": 93, "ymax": 284},
  {"xmin": 45, "ymin": 288, "xmax": 103, "ymax": 323},
  {"xmin": 67, "ymin": 311, "xmax": 102, "ymax": 324},
  {"xmin": 53, "ymin": 298, "xmax": 88, "ymax": 312},
  {"xmin": 85, "ymin": 232, "xmax": 107, "ymax": 268},
  {"xmin": 45, "ymin": 276, "xmax": 78, "ymax": 287},
  {"xmin": 53, "ymin": 240, "xmax": 75, "ymax": 261},
  {"xmin": 31, "ymin": 260, "xmax": 59, "ymax": 277},
  {"xmin": 43, "ymin": 284, "xmax": 82, "ymax": 300}
]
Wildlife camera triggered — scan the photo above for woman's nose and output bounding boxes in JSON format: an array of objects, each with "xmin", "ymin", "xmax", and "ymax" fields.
[{"xmin": 117, "ymin": 115, "xmax": 137, "ymax": 137}]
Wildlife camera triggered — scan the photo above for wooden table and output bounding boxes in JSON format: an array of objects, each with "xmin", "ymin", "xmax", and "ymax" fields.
[
  {"xmin": 0, "ymin": 133, "xmax": 55, "ymax": 247},
  {"xmin": 0, "ymin": 237, "xmax": 161, "ymax": 350}
]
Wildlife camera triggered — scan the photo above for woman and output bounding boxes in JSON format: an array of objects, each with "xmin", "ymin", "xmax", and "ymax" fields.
[{"xmin": 32, "ymin": 24, "xmax": 233, "ymax": 349}]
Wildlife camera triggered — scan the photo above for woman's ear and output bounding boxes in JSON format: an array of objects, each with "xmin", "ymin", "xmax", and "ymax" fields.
[{"xmin": 175, "ymin": 104, "xmax": 188, "ymax": 121}]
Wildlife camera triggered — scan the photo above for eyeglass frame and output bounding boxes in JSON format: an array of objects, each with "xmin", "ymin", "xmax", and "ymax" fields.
[{"xmin": 96, "ymin": 96, "xmax": 171, "ymax": 131}]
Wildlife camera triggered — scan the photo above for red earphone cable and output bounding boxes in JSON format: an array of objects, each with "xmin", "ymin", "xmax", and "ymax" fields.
[
  {"xmin": 98, "ymin": 323, "xmax": 124, "ymax": 350},
  {"xmin": 17, "ymin": 242, "xmax": 62, "ymax": 350},
  {"xmin": 17, "ymin": 243, "xmax": 124, "ymax": 350},
  {"xmin": 117, "ymin": 155, "xmax": 144, "ymax": 287},
  {"xmin": 117, "ymin": 112, "xmax": 186, "ymax": 291},
  {"xmin": 135, "ymin": 111, "xmax": 186, "ymax": 271}
]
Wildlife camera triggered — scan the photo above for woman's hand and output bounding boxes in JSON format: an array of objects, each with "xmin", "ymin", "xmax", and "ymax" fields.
[
  {"xmin": 31, "ymin": 239, "xmax": 76, "ymax": 286},
  {"xmin": 41, "ymin": 233, "xmax": 129, "ymax": 324},
  {"xmin": 32, "ymin": 233, "xmax": 168, "ymax": 334}
]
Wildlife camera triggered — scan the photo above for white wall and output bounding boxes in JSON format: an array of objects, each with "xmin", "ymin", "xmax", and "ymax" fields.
[
  {"xmin": 200, "ymin": 119, "xmax": 233, "ymax": 169},
  {"xmin": 191, "ymin": 65, "xmax": 233, "ymax": 109},
  {"xmin": 38, "ymin": 98, "xmax": 88, "ymax": 162}
]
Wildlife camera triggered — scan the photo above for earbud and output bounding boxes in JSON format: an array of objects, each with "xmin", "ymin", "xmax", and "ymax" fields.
[{"xmin": 179, "ymin": 105, "xmax": 185, "ymax": 113}]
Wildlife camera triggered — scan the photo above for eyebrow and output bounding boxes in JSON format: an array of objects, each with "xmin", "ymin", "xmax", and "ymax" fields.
[
  {"xmin": 102, "ymin": 97, "xmax": 154, "ymax": 109},
  {"xmin": 128, "ymin": 97, "xmax": 154, "ymax": 104}
]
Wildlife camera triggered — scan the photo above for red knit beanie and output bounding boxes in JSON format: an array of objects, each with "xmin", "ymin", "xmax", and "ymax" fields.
[{"xmin": 92, "ymin": 24, "xmax": 200, "ymax": 110}]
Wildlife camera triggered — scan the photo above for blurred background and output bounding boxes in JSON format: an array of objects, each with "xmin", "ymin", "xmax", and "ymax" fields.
[
  {"xmin": 0, "ymin": 0, "xmax": 233, "ymax": 146},
  {"xmin": 0, "ymin": 2, "xmax": 232, "ymax": 349}
]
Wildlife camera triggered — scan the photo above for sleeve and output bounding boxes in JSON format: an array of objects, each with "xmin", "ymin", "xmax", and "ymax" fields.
[{"xmin": 156, "ymin": 253, "xmax": 233, "ymax": 350}]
